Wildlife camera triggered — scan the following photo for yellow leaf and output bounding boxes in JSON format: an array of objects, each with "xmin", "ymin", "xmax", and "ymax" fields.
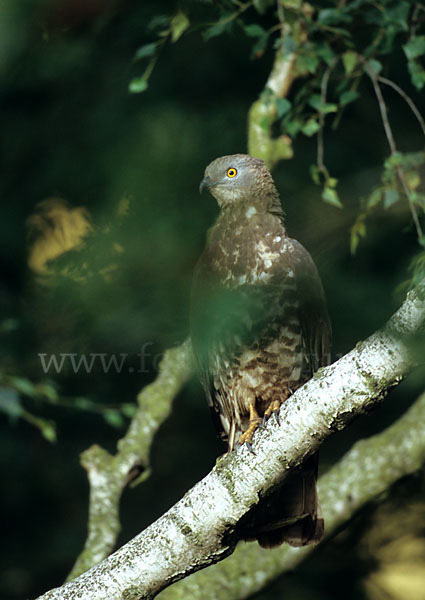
[{"xmin": 27, "ymin": 198, "xmax": 92, "ymax": 275}]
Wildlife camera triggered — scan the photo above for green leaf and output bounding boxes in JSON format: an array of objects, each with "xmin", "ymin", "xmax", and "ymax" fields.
[
  {"xmin": 36, "ymin": 383, "xmax": 58, "ymax": 402},
  {"xmin": 133, "ymin": 43, "xmax": 157, "ymax": 61},
  {"xmin": 275, "ymin": 97, "xmax": 291, "ymax": 118},
  {"xmin": 342, "ymin": 51, "xmax": 357, "ymax": 75},
  {"xmin": 339, "ymin": 89, "xmax": 359, "ymax": 106},
  {"xmin": 408, "ymin": 191, "xmax": 421, "ymax": 208},
  {"xmin": 399, "ymin": 151, "xmax": 425, "ymax": 169},
  {"xmin": 309, "ymin": 94, "xmax": 338, "ymax": 114},
  {"xmin": 403, "ymin": 36, "xmax": 425, "ymax": 60},
  {"xmin": 244, "ymin": 24, "xmax": 266, "ymax": 38},
  {"xmin": 412, "ymin": 193, "xmax": 425, "ymax": 210},
  {"xmin": 302, "ymin": 119, "xmax": 320, "ymax": 136},
  {"xmin": 9, "ymin": 376, "xmax": 37, "ymax": 397},
  {"xmin": 385, "ymin": 151, "xmax": 403, "ymax": 168},
  {"xmin": 203, "ymin": 16, "xmax": 232, "ymax": 41},
  {"xmin": 253, "ymin": 0, "xmax": 274, "ymax": 14},
  {"xmin": 407, "ymin": 59, "xmax": 425, "ymax": 91},
  {"xmin": 104, "ymin": 409, "xmax": 125, "ymax": 428},
  {"xmin": 129, "ymin": 77, "xmax": 148, "ymax": 94},
  {"xmin": 251, "ymin": 34, "xmax": 269, "ymax": 59},
  {"xmin": 148, "ymin": 14, "xmax": 170, "ymax": 32},
  {"xmin": 350, "ymin": 219, "xmax": 366, "ymax": 254},
  {"xmin": 285, "ymin": 119, "xmax": 302, "ymax": 137},
  {"xmin": 170, "ymin": 11, "xmax": 190, "ymax": 42},
  {"xmin": 366, "ymin": 188, "xmax": 382, "ymax": 209},
  {"xmin": 0, "ymin": 387, "xmax": 23, "ymax": 419},
  {"xmin": 296, "ymin": 54, "xmax": 319, "ymax": 75},
  {"xmin": 385, "ymin": 2, "xmax": 410, "ymax": 29},
  {"xmin": 405, "ymin": 170, "xmax": 421, "ymax": 190},
  {"xmin": 308, "ymin": 94, "xmax": 323, "ymax": 111},
  {"xmin": 318, "ymin": 8, "xmax": 352, "ymax": 25},
  {"xmin": 315, "ymin": 44, "xmax": 336, "ymax": 65},
  {"xmin": 383, "ymin": 188, "xmax": 400, "ymax": 208},
  {"xmin": 74, "ymin": 397, "xmax": 93, "ymax": 410},
  {"xmin": 40, "ymin": 421, "xmax": 57, "ymax": 443},
  {"xmin": 121, "ymin": 403, "xmax": 137, "ymax": 418},
  {"xmin": 322, "ymin": 103, "xmax": 338, "ymax": 114},
  {"xmin": 322, "ymin": 186, "xmax": 343, "ymax": 208},
  {"xmin": 310, "ymin": 165, "xmax": 321, "ymax": 185}
]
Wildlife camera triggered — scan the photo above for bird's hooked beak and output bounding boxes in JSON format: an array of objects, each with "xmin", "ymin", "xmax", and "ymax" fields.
[{"xmin": 199, "ymin": 175, "xmax": 212, "ymax": 195}]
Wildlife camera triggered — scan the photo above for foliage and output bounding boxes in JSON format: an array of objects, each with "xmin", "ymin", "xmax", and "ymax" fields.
[
  {"xmin": 1, "ymin": 1, "xmax": 425, "ymax": 599},
  {"xmin": 131, "ymin": 0, "xmax": 425, "ymax": 260},
  {"xmin": 0, "ymin": 371, "xmax": 136, "ymax": 442}
]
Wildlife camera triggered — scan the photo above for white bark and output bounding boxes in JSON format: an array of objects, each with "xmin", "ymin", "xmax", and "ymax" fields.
[
  {"xmin": 158, "ymin": 390, "xmax": 425, "ymax": 600},
  {"xmin": 36, "ymin": 281, "xmax": 425, "ymax": 600}
]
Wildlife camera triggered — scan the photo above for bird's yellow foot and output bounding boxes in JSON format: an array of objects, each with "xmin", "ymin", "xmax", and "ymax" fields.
[
  {"xmin": 262, "ymin": 388, "xmax": 292, "ymax": 426},
  {"xmin": 238, "ymin": 418, "xmax": 263, "ymax": 448},
  {"xmin": 238, "ymin": 402, "xmax": 263, "ymax": 450},
  {"xmin": 262, "ymin": 399, "xmax": 282, "ymax": 425}
]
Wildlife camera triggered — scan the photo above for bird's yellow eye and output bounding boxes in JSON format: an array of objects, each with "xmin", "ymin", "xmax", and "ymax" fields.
[{"xmin": 226, "ymin": 167, "xmax": 237, "ymax": 178}]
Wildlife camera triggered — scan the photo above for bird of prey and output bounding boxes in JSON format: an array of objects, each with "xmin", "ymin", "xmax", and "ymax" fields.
[{"xmin": 190, "ymin": 154, "xmax": 331, "ymax": 547}]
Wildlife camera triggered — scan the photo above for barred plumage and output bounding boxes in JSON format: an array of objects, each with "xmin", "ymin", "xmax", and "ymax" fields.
[{"xmin": 191, "ymin": 154, "xmax": 331, "ymax": 547}]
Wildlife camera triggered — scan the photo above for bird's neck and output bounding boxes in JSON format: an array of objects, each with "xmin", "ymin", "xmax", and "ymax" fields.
[{"xmin": 216, "ymin": 198, "xmax": 286, "ymax": 231}]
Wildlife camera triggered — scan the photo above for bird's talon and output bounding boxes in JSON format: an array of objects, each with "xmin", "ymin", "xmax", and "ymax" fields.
[{"xmin": 245, "ymin": 441, "xmax": 255, "ymax": 455}]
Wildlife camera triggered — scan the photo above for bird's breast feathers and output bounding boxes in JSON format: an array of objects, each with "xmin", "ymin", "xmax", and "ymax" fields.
[{"xmin": 205, "ymin": 211, "xmax": 296, "ymax": 287}]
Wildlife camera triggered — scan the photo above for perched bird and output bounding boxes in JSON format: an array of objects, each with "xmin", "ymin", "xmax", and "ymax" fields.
[{"xmin": 190, "ymin": 154, "xmax": 331, "ymax": 547}]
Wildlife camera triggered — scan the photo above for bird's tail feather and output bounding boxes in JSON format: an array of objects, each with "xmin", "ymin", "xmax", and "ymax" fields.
[{"xmin": 242, "ymin": 454, "xmax": 323, "ymax": 548}]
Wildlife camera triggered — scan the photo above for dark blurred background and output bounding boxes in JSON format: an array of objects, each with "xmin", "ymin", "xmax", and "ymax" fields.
[{"xmin": 1, "ymin": 1, "xmax": 425, "ymax": 599}]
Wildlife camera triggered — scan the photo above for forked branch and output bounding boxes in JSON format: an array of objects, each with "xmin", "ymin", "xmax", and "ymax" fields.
[{"xmin": 36, "ymin": 279, "xmax": 425, "ymax": 600}]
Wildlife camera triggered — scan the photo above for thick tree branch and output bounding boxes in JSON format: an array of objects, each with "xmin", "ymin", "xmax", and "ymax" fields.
[
  {"xmin": 247, "ymin": 46, "xmax": 295, "ymax": 168},
  {"xmin": 247, "ymin": 3, "xmax": 312, "ymax": 168},
  {"xmin": 158, "ymin": 389, "xmax": 425, "ymax": 600},
  {"xmin": 36, "ymin": 279, "xmax": 425, "ymax": 600},
  {"xmin": 68, "ymin": 339, "xmax": 194, "ymax": 579}
]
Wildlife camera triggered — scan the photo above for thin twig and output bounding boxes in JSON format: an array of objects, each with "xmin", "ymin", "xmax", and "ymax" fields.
[
  {"xmin": 276, "ymin": 0, "xmax": 285, "ymax": 38},
  {"xmin": 410, "ymin": 3, "xmax": 425, "ymax": 37},
  {"xmin": 216, "ymin": 0, "xmax": 253, "ymax": 27},
  {"xmin": 366, "ymin": 64, "xmax": 397, "ymax": 153},
  {"xmin": 366, "ymin": 63, "xmax": 424, "ymax": 241},
  {"xmin": 317, "ymin": 58, "xmax": 338, "ymax": 175},
  {"xmin": 377, "ymin": 75, "xmax": 425, "ymax": 136}
]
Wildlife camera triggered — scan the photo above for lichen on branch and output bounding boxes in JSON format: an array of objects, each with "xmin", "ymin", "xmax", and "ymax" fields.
[
  {"xmin": 67, "ymin": 338, "xmax": 194, "ymax": 580},
  {"xmin": 36, "ymin": 279, "xmax": 425, "ymax": 600},
  {"xmin": 157, "ymin": 389, "xmax": 425, "ymax": 600},
  {"xmin": 247, "ymin": 47, "xmax": 295, "ymax": 168},
  {"xmin": 247, "ymin": 3, "xmax": 309, "ymax": 169}
]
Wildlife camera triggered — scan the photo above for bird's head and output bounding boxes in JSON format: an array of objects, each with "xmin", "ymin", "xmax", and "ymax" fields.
[{"xmin": 199, "ymin": 154, "xmax": 279, "ymax": 210}]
